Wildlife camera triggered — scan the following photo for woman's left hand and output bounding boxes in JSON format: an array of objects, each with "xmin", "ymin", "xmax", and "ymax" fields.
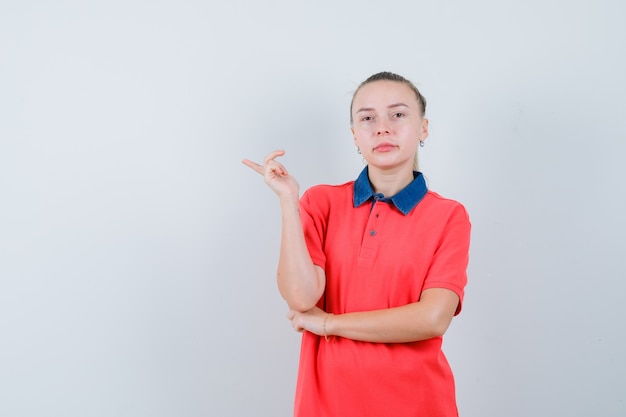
[{"xmin": 287, "ymin": 307, "xmax": 329, "ymax": 337}]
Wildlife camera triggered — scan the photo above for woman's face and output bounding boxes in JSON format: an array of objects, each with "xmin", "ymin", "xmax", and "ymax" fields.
[{"xmin": 351, "ymin": 80, "xmax": 428, "ymax": 172}]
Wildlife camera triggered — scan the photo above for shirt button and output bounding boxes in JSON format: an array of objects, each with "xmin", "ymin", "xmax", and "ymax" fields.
[{"xmin": 369, "ymin": 230, "xmax": 377, "ymax": 236}]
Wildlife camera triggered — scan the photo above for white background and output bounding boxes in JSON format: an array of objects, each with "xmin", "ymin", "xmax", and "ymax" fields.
[{"xmin": 1, "ymin": 1, "xmax": 625, "ymax": 416}]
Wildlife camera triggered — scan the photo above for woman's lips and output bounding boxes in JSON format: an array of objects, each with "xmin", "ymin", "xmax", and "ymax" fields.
[{"xmin": 374, "ymin": 143, "xmax": 397, "ymax": 152}]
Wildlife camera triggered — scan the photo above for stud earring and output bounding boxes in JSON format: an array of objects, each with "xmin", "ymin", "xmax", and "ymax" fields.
[{"xmin": 419, "ymin": 140, "xmax": 425, "ymax": 148}]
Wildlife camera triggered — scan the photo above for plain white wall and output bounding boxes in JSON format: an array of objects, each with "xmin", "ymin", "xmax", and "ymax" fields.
[{"xmin": 1, "ymin": 1, "xmax": 625, "ymax": 416}]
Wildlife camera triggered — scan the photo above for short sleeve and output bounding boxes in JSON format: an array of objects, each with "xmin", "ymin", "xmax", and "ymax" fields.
[
  {"xmin": 299, "ymin": 188, "xmax": 328, "ymax": 269},
  {"xmin": 422, "ymin": 203, "xmax": 471, "ymax": 315}
]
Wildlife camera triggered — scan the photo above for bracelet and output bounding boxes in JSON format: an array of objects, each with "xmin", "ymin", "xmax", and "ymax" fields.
[{"xmin": 323, "ymin": 313, "xmax": 333, "ymax": 342}]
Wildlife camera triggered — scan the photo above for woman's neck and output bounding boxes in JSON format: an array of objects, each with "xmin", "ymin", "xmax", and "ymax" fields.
[{"xmin": 367, "ymin": 166, "xmax": 415, "ymax": 197}]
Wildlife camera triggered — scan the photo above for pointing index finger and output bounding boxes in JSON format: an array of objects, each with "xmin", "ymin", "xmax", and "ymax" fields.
[{"xmin": 241, "ymin": 158, "xmax": 264, "ymax": 175}]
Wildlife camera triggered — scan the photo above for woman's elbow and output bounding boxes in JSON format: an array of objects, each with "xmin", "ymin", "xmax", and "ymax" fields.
[
  {"xmin": 417, "ymin": 307, "xmax": 454, "ymax": 339},
  {"xmin": 285, "ymin": 297, "xmax": 316, "ymax": 313},
  {"xmin": 417, "ymin": 289, "xmax": 459, "ymax": 338},
  {"xmin": 277, "ymin": 268, "xmax": 325, "ymax": 312},
  {"xmin": 280, "ymin": 289, "xmax": 322, "ymax": 312},
  {"xmin": 429, "ymin": 313, "xmax": 454, "ymax": 338}
]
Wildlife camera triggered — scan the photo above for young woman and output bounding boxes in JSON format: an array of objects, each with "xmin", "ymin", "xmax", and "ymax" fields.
[{"xmin": 243, "ymin": 72, "xmax": 471, "ymax": 417}]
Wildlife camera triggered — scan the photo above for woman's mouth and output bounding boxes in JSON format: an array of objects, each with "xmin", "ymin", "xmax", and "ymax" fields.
[{"xmin": 374, "ymin": 143, "xmax": 397, "ymax": 152}]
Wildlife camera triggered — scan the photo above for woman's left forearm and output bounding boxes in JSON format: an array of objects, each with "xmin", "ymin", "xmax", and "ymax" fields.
[{"xmin": 325, "ymin": 288, "xmax": 459, "ymax": 343}]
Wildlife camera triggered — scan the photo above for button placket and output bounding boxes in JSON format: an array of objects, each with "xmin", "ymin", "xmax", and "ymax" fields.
[
  {"xmin": 367, "ymin": 202, "xmax": 382, "ymax": 240},
  {"xmin": 358, "ymin": 202, "xmax": 384, "ymax": 266}
]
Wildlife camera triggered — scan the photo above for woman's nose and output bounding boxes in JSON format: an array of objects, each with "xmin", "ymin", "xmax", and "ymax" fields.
[{"xmin": 376, "ymin": 121, "xmax": 390, "ymax": 135}]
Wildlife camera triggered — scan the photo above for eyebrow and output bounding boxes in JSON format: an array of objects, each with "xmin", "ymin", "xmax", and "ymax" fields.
[{"xmin": 356, "ymin": 103, "xmax": 410, "ymax": 113}]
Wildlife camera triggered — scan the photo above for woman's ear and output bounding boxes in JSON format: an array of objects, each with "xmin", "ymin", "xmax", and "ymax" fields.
[{"xmin": 421, "ymin": 118, "xmax": 429, "ymax": 141}]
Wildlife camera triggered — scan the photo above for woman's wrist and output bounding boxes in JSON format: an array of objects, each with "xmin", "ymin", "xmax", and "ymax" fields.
[
  {"xmin": 278, "ymin": 191, "xmax": 300, "ymax": 208},
  {"xmin": 323, "ymin": 313, "xmax": 334, "ymax": 341}
]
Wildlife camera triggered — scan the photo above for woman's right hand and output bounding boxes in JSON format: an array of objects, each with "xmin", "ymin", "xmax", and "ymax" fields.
[{"xmin": 242, "ymin": 150, "xmax": 300, "ymax": 198}]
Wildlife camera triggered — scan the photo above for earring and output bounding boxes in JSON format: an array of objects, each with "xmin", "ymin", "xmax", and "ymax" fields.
[
  {"xmin": 419, "ymin": 140, "xmax": 425, "ymax": 148},
  {"xmin": 357, "ymin": 147, "xmax": 361, "ymax": 154}
]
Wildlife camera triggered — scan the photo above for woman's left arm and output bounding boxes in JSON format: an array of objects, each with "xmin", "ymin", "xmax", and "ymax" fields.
[{"xmin": 287, "ymin": 288, "xmax": 459, "ymax": 343}]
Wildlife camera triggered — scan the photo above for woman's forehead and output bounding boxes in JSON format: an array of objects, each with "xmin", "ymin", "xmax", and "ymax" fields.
[{"xmin": 353, "ymin": 81, "xmax": 417, "ymax": 107}]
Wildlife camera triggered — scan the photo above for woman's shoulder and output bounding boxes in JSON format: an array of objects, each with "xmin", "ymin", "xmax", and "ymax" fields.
[
  {"xmin": 300, "ymin": 180, "xmax": 355, "ymax": 210},
  {"xmin": 425, "ymin": 190, "xmax": 463, "ymax": 204},
  {"xmin": 423, "ymin": 190, "xmax": 470, "ymax": 219},
  {"xmin": 304, "ymin": 180, "xmax": 354, "ymax": 197}
]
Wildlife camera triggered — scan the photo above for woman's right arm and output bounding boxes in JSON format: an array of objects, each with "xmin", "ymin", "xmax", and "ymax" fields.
[{"xmin": 242, "ymin": 150, "xmax": 325, "ymax": 312}]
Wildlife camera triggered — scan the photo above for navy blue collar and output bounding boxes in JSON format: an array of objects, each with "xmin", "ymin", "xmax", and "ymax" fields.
[{"xmin": 353, "ymin": 166, "xmax": 428, "ymax": 215}]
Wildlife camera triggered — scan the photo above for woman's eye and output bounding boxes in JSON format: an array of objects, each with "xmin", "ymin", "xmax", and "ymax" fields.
[
  {"xmin": 393, "ymin": 112, "xmax": 404, "ymax": 118},
  {"xmin": 362, "ymin": 116, "xmax": 373, "ymax": 121}
]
